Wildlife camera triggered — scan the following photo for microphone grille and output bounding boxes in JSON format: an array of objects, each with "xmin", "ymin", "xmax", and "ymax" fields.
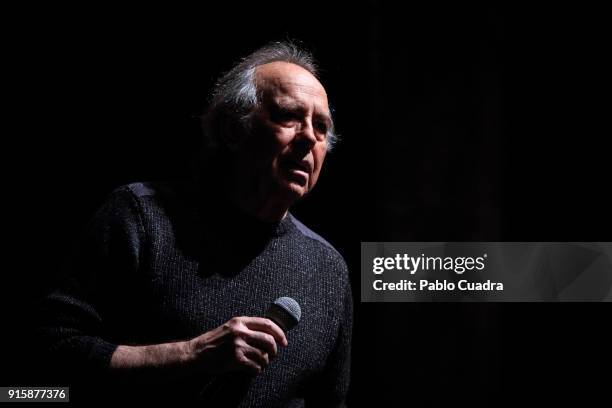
[
  {"xmin": 266, "ymin": 297, "xmax": 301, "ymax": 332},
  {"xmin": 274, "ymin": 297, "xmax": 301, "ymax": 322}
]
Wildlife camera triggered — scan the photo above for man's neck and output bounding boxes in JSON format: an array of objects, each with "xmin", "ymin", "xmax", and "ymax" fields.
[
  {"xmin": 231, "ymin": 189, "xmax": 290, "ymax": 222},
  {"xmin": 200, "ymin": 161, "xmax": 293, "ymax": 222}
]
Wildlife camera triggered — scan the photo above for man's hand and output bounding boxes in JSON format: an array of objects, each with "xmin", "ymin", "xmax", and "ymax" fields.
[
  {"xmin": 187, "ymin": 317, "xmax": 288, "ymax": 375},
  {"xmin": 109, "ymin": 317, "xmax": 288, "ymax": 380}
]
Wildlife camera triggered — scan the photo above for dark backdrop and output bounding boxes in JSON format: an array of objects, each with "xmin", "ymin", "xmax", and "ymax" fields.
[{"xmin": 4, "ymin": 2, "xmax": 610, "ymax": 406}]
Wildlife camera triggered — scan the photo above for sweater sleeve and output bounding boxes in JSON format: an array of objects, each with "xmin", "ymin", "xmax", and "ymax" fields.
[
  {"xmin": 37, "ymin": 187, "xmax": 144, "ymax": 376},
  {"xmin": 306, "ymin": 277, "xmax": 353, "ymax": 407}
]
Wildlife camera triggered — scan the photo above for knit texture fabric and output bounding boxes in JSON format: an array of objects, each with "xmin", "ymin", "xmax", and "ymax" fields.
[{"xmin": 38, "ymin": 182, "xmax": 352, "ymax": 407}]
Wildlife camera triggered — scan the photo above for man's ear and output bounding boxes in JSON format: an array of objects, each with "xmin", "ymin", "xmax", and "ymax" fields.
[{"xmin": 219, "ymin": 113, "xmax": 248, "ymax": 152}]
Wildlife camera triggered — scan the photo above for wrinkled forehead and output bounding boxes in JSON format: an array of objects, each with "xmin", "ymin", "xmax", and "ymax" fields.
[{"xmin": 254, "ymin": 62, "xmax": 329, "ymax": 110}]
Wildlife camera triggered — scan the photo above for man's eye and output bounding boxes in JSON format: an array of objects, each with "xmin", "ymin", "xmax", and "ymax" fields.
[
  {"xmin": 315, "ymin": 122, "xmax": 328, "ymax": 135},
  {"xmin": 273, "ymin": 110, "xmax": 297, "ymax": 123}
]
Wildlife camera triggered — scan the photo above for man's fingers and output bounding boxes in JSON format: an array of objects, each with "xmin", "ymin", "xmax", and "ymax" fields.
[
  {"xmin": 237, "ymin": 353, "xmax": 262, "ymax": 375},
  {"xmin": 241, "ymin": 317, "xmax": 288, "ymax": 347},
  {"xmin": 242, "ymin": 330, "xmax": 278, "ymax": 358},
  {"xmin": 243, "ymin": 346, "xmax": 269, "ymax": 370}
]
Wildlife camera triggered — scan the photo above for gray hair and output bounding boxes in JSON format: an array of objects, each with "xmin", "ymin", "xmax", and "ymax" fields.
[{"xmin": 201, "ymin": 41, "xmax": 338, "ymax": 152}]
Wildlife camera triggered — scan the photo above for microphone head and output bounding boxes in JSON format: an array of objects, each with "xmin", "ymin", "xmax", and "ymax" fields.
[{"xmin": 265, "ymin": 297, "xmax": 301, "ymax": 332}]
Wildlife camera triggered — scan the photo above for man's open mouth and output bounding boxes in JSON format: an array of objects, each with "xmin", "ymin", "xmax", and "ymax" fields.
[{"xmin": 283, "ymin": 159, "xmax": 311, "ymax": 174}]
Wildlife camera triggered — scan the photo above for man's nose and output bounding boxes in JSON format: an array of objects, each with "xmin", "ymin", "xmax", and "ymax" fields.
[{"xmin": 294, "ymin": 120, "xmax": 317, "ymax": 149}]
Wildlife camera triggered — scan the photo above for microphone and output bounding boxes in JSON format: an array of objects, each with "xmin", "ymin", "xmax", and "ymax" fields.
[
  {"xmin": 265, "ymin": 296, "xmax": 301, "ymax": 333},
  {"xmin": 198, "ymin": 297, "xmax": 301, "ymax": 405}
]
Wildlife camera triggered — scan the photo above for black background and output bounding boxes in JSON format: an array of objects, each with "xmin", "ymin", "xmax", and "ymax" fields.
[{"xmin": 4, "ymin": 2, "xmax": 611, "ymax": 406}]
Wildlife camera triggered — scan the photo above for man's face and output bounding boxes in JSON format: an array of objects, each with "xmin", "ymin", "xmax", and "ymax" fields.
[{"xmin": 237, "ymin": 61, "xmax": 331, "ymax": 206}]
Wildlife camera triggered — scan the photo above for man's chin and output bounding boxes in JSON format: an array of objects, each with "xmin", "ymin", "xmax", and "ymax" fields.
[
  {"xmin": 278, "ymin": 178, "xmax": 309, "ymax": 201},
  {"xmin": 285, "ymin": 181, "xmax": 308, "ymax": 199}
]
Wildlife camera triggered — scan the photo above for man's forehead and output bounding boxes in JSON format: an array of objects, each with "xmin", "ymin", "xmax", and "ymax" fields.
[{"xmin": 255, "ymin": 61, "xmax": 328, "ymax": 99}]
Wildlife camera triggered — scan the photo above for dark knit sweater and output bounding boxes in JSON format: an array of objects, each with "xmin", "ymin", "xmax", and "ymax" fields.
[{"xmin": 38, "ymin": 182, "xmax": 352, "ymax": 407}]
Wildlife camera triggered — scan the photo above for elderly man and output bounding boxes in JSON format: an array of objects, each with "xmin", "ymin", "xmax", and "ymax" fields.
[{"xmin": 39, "ymin": 42, "xmax": 352, "ymax": 406}]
